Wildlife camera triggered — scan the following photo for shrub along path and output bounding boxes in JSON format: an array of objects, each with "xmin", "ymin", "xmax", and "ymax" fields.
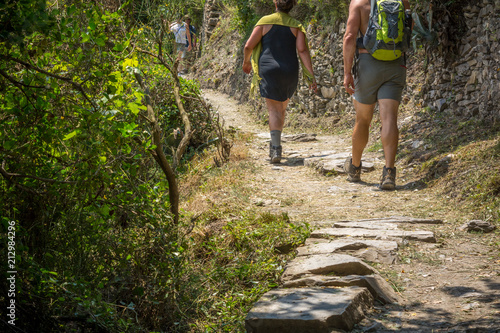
[{"xmin": 202, "ymin": 89, "xmax": 500, "ymax": 333}]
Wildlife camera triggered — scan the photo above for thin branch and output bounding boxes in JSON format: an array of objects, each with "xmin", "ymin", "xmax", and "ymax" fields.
[
  {"xmin": 0, "ymin": 161, "xmax": 44, "ymax": 195},
  {"xmin": 0, "ymin": 160, "xmax": 76, "ymax": 184},
  {"xmin": 134, "ymin": 72, "xmax": 179, "ymax": 224},
  {"xmin": 0, "ymin": 68, "xmax": 41, "ymax": 112},
  {"xmin": 0, "ymin": 68, "xmax": 46, "ymax": 89},
  {"xmin": 0, "ymin": 54, "xmax": 98, "ymax": 111},
  {"xmin": 135, "ymin": 46, "xmax": 194, "ymax": 169}
]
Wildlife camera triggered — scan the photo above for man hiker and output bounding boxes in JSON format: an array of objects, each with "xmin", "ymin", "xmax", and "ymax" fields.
[
  {"xmin": 170, "ymin": 15, "xmax": 192, "ymax": 74},
  {"xmin": 184, "ymin": 16, "xmax": 197, "ymax": 71},
  {"xmin": 342, "ymin": 0, "xmax": 411, "ymax": 190}
]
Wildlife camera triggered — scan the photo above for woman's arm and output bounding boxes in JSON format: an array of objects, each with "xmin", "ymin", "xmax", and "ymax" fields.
[
  {"xmin": 242, "ymin": 25, "xmax": 264, "ymax": 74},
  {"xmin": 296, "ymin": 29, "xmax": 317, "ymax": 92}
]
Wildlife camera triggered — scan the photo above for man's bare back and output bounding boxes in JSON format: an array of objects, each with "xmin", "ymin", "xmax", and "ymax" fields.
[{"xmin": 351, "ymin": 0, "xmax": 371, "ymax": 38}]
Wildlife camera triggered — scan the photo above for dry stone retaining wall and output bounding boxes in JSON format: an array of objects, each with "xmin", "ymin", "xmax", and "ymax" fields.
[{"xmin": 420, "ymin": 0, "xmax": 500, "ymax": 122}]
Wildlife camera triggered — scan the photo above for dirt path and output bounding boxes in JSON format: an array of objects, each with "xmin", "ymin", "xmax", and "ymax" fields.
[{"xmin": 202, "ymin": 89, "xmax": 500, "ymax": 332}]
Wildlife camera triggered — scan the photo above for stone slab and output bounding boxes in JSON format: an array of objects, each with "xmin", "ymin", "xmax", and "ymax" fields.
[
  {"xmin": 282, "ymin": 254, "xmax": 376, "ymax": 282},
  {"xmin": 333, "ymin": 221, "xmax": 400, "ymax": 230},
  {"xmin": 297, "ymin": 239, "xmax": 399, "ymax": 264},
  {"xmin": 314, "ymin": 216, "xmax": 443, "ymax": 227},
  {"xmin": 282, "ymin": 133, "xmax": 317, "ymax": 142},
  {"xmin": 245, "ymin": 286, "xmax": 373, "ymax": 333},
  {"xmin": 256, "ymin": 133, "xmax": 317, "ymax": 142},
  {"xmin": 304, "ymin": 153, "xmax": 375, "ymax": 175},
  {"xmin": 311, "ymin": 228, "xmax": 436, "ymax": 243},
  {"xmin": 356, "ymin": 216, "xmax": 444, "ymax": 224},
  {"xmin": 282, "ymin": 274, "xmax": 403, "ymax": 305}
]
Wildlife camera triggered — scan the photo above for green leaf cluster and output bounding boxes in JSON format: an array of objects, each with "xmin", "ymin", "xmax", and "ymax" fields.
[{"xmin": 0, "ymin": 0, "xmax": 218, "ymax": 331}]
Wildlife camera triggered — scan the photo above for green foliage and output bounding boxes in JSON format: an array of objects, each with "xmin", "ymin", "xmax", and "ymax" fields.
[
  {"xmin": 411, "ymin": 11, "xmax": 438, "ymax": 47},
  {"xmin": 0, "ymin": 0, "xmax": 222, "ymax": 331},
  {"xmin": 179, "ymin": 211, "xmax": 311, "ymax": 331},
  {"xmin": 221, "ymin": 0, "xmax": 260, "ymax": 34},
  {"xmin": 295, "ymin": 0, "xmax": 348, "ymax": 26},
  {"xmin": 220, "ymin": 0, "xmax": 349, "ymax": 36},
  {"xmin": 0, "ymin": 0, "xmax": 55, "ymax": 49}
]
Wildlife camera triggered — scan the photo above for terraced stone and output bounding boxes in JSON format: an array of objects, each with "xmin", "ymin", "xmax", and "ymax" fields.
[
  {"xmin": 314, "ymin": 216, "xmax": 443, "ymax": 228},
  {"xmin": 349, "ymin": 216, "xmax": 443, "ymax": 225},
  {"xmin": 282, "ymin": 253, "xmax": 376, "ymax": 282},
  {"xmin": 282, "ymin": 274, "xmax": 403, "ymax": 305},
  {"xmin": 304, "ymin": 153, "xmax": 375, "ymax": 174},
  {"xmin": 245, "ymin": 287, "xmax": 373, "ymax": 333},
  {"xmin": 333, "ymin": 221, "xmax": 400, "ymax": 230},
  {"xmin": 297, "ymin": 239, "xmax": 398, "ymax": 264},
  {"xmin": 311, "ymin": 228, "xmax": 437, "ymax": 243}
]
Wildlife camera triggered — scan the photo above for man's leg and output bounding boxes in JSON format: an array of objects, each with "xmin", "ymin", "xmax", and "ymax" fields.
[
  {"xmin": 266, "ymin": 98, "xmax": 289, "ymax": 163},
  {"xmin": 176, "ymin": 48, "xmax": 183, "ymax": 72},
  {"xmin": 378, "ymin": 99, "xmax": 399, "ymax": 168},
  {"xmin": 378, "ymin": 98, "xmax": 399, "ymax": 190},
  {"xmin": 351, "ymin": 99, "xmax": 375, "ymax": 167}
]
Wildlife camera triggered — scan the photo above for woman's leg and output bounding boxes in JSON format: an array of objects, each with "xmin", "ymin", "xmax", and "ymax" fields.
[
  {"xmin": 266, "ymin": 98, "xmax": 289, "ymax": 132},
  {"xmin": 265, "ymin": 98, "xmax": 289, "ymax": 163}
]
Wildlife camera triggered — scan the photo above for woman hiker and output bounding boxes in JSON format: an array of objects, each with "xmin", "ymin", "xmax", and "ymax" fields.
[{"xmin": 242, "ymin": 0, "xmax": 317, "ymax": 163}]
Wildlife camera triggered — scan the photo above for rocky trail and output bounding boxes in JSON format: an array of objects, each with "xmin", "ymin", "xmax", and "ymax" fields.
[{"xmin": 202, "ymin": 89, "xmax": 500, "ymax": 333}]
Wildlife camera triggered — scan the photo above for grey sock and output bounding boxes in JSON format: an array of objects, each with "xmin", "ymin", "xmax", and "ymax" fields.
[{"xmin": 270, "ymin": 130, "xmax": 281, "ymax": 147}]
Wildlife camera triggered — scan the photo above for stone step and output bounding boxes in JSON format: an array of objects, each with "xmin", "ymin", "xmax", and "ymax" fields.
[
  {"xmin": 304, "ymin": 152, "xmax": 375, "ymax": 174},
  {"xmin": 333, "ymin": 221, "xmax": 400, "ymax": 230},
  {"xmin": 282, "ymin": 274, "xmax": 403, "ymax": 305},
  {"xmin": 245, "ymin": 217, "xmax": 437, "ymax": 332},
  {"xmin": 311, "ymin": 227, "xmax": 437, "ymax": 243},
  {"xmin": 245, "ymin": 286, "xmax": 373, "ymax": 333},
  {"xmin": 316, "ymin": 216, "xmax": 444, "ymax": 226},
  {"xmin": 299, "ymin": 239, "xmax": 399, "ymax": 264},
  {"xmin": 282, "ymin": 253, "xmax": 377, "ymax": 282}
]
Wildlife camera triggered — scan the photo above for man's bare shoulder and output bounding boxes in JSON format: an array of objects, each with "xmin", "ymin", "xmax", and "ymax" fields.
[{"xmin": 350, "ymin": 0, "xmax": 369, "ymax": 9}]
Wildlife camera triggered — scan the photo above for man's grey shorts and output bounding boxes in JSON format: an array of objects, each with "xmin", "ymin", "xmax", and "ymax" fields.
[
  {"xmin": 176, "ymin": 43, "xmax": 187, "ymax": 58},
  {"xmin": 354, "ymin": 53, "xmax": 406, "ymax": 105}
]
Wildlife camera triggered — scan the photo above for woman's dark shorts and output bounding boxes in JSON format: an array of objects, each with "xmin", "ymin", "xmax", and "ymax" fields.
[{"xmin": 354, "ymin": 53, "xmax": 406, "ymax": 105}]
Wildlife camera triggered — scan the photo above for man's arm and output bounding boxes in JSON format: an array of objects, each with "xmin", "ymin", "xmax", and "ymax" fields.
[
  {"xmin": 343, "ymin": 0, "xmax": 362, "ymax": 95},
  {"xmin": 185, "ymin": 23, "xmax": 192, "ymax": 51},
  {"xmin": 191, "ymin": 27, "xmax": 197, "ymax": 48}
]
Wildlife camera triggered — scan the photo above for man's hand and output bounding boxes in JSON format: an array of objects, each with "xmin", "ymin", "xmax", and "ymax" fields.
[
  {"xmin": 242, "ymin": 61, "xmax": 252, "ymax": 74},
  {"xmin": 344, "ymin": 73, "xmax": 355, "ymax": 95}
]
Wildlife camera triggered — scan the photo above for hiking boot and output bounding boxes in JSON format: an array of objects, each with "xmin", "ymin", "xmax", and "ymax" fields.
[
  {"xmin": 380, "ymin": 166, "xmax": 397, "ymax": 190},
  {"xmin": 269, "ymin": 145, "xmax": 282, "ymax": 164},
  {"xmin": 344, "ymin": 157, "xmax": 362, "ymax": 182}
]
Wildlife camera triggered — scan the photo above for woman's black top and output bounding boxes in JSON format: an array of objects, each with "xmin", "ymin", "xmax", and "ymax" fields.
[{"xmin": 258, "ymin": 25, "xmax": 299, "ymax": 102}]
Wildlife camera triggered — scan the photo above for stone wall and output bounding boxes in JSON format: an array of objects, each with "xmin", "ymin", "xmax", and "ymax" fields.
[
  {"xmin": 419, "ymin": 0, "xmax": 500, "ymax": 121},
  {"xmin": 200, "ymin": 0, "xmax": 222, "ymax": 50},
  {"xmin": 196, "ymin": 0, "xmax": 500, "ymax": 124}
]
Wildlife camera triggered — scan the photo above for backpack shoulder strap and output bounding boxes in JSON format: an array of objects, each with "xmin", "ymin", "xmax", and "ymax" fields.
[{"xmin": 370, "ymin": 0, "xmax": 377, "ymax": 17}]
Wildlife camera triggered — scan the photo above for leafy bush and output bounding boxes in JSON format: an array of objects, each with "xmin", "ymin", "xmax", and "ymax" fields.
[{"xmin": 0, "ymin": 0, "xmax": 222, "ymax": 331}]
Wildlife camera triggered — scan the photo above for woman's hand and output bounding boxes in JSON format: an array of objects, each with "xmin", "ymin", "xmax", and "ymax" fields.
[
  {"xmin": 242, "ymin": 61, "xmax": 252, "ymax": 74},
  {"xmin": 310, "ymin": 80, "xmax": 318, "ymax": 94}
]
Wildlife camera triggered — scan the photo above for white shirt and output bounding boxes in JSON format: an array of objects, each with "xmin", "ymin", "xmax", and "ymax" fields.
[{"xmin": 170, "ymin": 22, "xmax": 187, "ymax": 44}]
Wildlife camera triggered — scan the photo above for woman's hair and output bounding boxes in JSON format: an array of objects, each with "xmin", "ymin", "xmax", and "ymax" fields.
[{"xmin": 275, "ymin": 0, "xmax": 297, "ymax": 13}]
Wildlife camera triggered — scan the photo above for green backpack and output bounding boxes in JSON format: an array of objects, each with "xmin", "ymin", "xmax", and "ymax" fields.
[{"xmin": 363, "ymin": 0, "xmax": 411, "ymax": 61}]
